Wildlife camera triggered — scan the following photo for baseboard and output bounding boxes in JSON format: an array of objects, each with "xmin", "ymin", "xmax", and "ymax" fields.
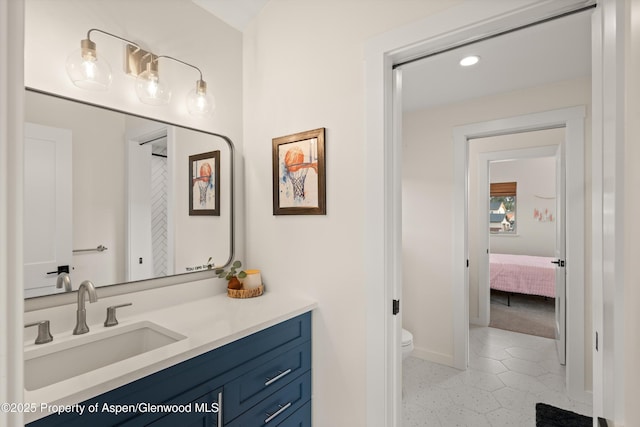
[
  {"xmin": 411, "ymin": 346, "xmax": 455, "ymax": 367},
  {"xmin": 470, "ymin": 316, "xmax": 489, "ymax": 327}
]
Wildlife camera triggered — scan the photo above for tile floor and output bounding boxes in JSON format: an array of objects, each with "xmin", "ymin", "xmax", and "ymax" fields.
[{"xmin": 402, "ymin": 325, "xmax": 592, "ymax": 426}]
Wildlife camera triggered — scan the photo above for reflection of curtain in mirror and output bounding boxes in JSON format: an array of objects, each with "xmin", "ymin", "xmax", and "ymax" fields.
[{"xmin": 151, "ymin": 141, "xmax": 168, "ymax": 277}]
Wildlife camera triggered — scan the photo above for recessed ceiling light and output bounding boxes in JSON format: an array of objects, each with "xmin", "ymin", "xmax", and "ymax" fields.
[{"xmin": 459, "ymin": 55, "xmax": 480, "ymax": 67}]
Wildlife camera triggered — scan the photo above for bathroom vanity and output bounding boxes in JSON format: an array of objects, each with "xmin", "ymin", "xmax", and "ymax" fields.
[{"xmin": 24, "ymin": 293, "xmax": 316, "ymax": 426}]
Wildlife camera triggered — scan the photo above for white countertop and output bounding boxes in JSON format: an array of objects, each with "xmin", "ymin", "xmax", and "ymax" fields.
[{"xmin": 24, "ymin": 291, "xmax": 317, "ymax": 423}]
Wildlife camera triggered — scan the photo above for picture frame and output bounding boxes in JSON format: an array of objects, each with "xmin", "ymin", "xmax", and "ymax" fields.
[
  {"xmin": 272, "ymin": 128, "xmax": 326, "ymax": 215},
  {"xmin": 189, "ymin": 150, "xmax": 220, "ymax": 216}
]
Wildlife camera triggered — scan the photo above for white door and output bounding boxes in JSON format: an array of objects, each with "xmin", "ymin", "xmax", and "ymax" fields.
[
  {"xmin": 23, "ymin": 123, "xmax": 73, "ymax": 298},
  {"xmin": 126, "ymin": 138, "xmax": 154, "ymax": 281},
  {"xmin": 554, "ymin": 143, "xmax": 566, "ymax": 364}
]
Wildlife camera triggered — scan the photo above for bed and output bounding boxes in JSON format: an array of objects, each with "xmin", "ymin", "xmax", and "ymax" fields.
[{"xmin": 489, "ymin": 253, "xmax": 556, "ymax": 304}]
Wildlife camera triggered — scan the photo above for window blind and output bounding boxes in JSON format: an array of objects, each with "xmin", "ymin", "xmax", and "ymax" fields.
[{"xmin": 490, "ymin": 182, "xmax": 517, "ymax": 197}]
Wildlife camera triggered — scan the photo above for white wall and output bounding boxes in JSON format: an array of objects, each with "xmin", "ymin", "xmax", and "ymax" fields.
[
  {"xmin": 624, "ymin": 0, "xmax": 640, "ymax": 423},
  {"xmin": 402, "ymin": 77, "xmax": 592, "ymax": 388},
  {"xmin": 242, "ymin": 1, "xmax": 462, "ymax": 424},
  {"xmin": 488, "ymin": 155, "xmax": 557, "ymax": 257}
]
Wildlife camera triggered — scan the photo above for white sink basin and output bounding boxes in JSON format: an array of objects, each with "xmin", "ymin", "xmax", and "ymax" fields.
[{"xmin": 24, "ymin": 321, "xmax": 186, "ymax": 391}]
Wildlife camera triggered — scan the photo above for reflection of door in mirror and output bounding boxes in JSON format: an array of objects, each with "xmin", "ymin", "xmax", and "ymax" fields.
[
  {"xmin": 24, "ymin": 123, "xmax": 72, "ymax": 298},
  {"xmin": 126, "ymin": 123, "xmax": 175, "ymax": 282}
]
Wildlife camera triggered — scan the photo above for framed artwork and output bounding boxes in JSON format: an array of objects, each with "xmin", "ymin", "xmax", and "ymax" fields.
[
  {"xmin": 189, "ymin": 150, "xmax": 220, "ymax": 216},
  {"xmin": 272, "ymin": 128, "xmax": 326, "ymax": 215}
]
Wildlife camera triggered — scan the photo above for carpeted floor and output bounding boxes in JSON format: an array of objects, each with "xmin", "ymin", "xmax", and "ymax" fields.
[
  {"xmin": 489, "ymin": 289, "xmax": 556, "ymax": 338},
  {"xmin": 536, "ymin": 403, "xmax": 592, "ymax": 426}
]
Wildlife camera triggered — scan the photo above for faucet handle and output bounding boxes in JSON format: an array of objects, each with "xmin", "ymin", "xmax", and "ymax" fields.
[
  {"xmin": 25, "ymin": 320, "xmax": 53, "ymax": 344},
  {"xmin": 104, "ymin": 303, "xmax": 133, "ymax": 327}
]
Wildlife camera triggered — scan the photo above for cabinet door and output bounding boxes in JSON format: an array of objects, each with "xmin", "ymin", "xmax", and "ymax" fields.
[{"xmin": 148, "ymin": 387, "xmax": 223, "ymax": 426}]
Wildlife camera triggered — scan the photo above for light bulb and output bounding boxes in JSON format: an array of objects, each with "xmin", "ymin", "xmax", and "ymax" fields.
[
  {"xmin": 66, "ymin": 39, "xmax": 112, "ymax": 91},
  {"xmin": 135, "ymin": 62, "xmax": 171, "ymax": 106},
  {"xmin": 186, "ymin": 80, "xmax": 214, "ymax": 117}
]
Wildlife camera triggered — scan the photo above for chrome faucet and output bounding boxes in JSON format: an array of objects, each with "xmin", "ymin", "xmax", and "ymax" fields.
[
  {"xmin": 56, "ymin": 272, "xmax": 72, "ymax": 292},
  {"xmin": 73, "ymin": 280, "xmax": 98, "ymax": 335}
]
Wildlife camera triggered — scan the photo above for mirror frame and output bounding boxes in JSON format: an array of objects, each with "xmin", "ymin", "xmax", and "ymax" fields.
[{"xmin": 23, "ymin": 87, "xmax": 235, "ymax": 308}]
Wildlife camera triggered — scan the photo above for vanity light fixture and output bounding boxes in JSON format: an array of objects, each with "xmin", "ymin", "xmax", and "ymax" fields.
[
  {"xmin": 134, "ymin": 58, "xmax": 171, "ymax": 106},
  {"xmin": 66, "ymin": 29, "xmax": 214, "ymax": 116},
  {"xmin": 152, "ymin": 55, "xmax": 215, "ymax": 117},
  {"xmin": 65, "ymin": 30, "xmax": 113, "ymax": 91},
  {"xmin": 459, "ymin": 55, "xmax": 480, "ymax": 67},
  {"xmin": 187, "ymin": 79, "xmax": 215, "ymax": 117}
]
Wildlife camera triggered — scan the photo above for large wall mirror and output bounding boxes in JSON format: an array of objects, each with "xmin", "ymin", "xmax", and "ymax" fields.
[{"xmin": 24, "ymin": 88, "xmax": 234, "ymax": 298}]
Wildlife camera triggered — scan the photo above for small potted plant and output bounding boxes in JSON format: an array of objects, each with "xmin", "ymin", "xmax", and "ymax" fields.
[{"xmin": 214, "ymin": 260, "xmax": 246, "ymax": 290}]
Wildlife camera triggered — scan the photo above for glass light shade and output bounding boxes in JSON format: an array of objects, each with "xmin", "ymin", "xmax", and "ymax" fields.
[
  {"xmin": 186, "ymin": 80, "xmax": 214, "ymax": 117},
  {"xmin": 135, "ymin": 65, "xmax": 171, "ymax": 106},
  {"xmin": 65, "ymin": 39, "xmax": 112, "ymax": 91}
]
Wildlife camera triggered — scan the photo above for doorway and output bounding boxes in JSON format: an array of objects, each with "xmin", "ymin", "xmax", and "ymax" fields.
[
  {"xmin": 472, "ymin": 133, "xmax": 563, "ymax": 347},
  {"xmin": 452, "ymin": 107, "xmax": 585, "ymax": 392},
  {"xmin": 364, "ymin": 2, "xmax": 599, "ymax": 425},
  {"xmin": 126, "ymin": 123, "xmax": 175, "ymax": 282}
]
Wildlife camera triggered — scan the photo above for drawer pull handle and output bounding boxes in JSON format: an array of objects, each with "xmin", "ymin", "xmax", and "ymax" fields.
[
  {"xmin": 264, "ymin": 402, "xmax": 292, "ymax": 423},
  {"xmin": 217, "ymin": 391, "xmax": 223, "ymax": 426},
  {"xmin": 264, "ymin": 368, "xmax": 292, "ymax": 386}
]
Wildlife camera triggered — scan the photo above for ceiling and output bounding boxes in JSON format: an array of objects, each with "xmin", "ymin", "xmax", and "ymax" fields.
[
  {"xmin": 401, "ymin": 10, "xmax": 592, "ymax": 112},
  {"xmin": 192, "ymin": 0, "xmax": 270, "ymax": 31},
  {"xmin": 191, "ymin": 2, "xmax": 591, "ymax": 113}
]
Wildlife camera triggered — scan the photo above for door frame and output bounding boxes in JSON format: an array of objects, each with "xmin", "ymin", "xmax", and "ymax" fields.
[
  {"xmin": 364, "ymin": 1, "xmax": 602, "ymax": 425},
  {"xmin": 453, "ymin": 107, "xmax": 586, "ymax": 401},
  {"xmin": 475, "ymin": 144, "xmax": 562, "ymax": 328}
]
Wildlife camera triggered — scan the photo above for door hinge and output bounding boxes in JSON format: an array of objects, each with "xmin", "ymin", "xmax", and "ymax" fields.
[
  {"xmin": 392, "ymin": 299, "xmax": 400, "ymax": 315},
  {"xmin": 595, "ymin": 331, "xmax": 599, "ymax": 351},
  {"xmin": 466, "ymin": 259, "xmax": 469, "ymax": 268}
]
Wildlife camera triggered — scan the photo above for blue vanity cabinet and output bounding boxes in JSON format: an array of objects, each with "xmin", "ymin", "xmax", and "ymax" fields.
[
  {"xmin": 146, "ymin": 385, "xmax": 223, "ymax": 426},
  {"xmin": 27, "ymin": 311, "xmax": 311, "ymax": 427}
]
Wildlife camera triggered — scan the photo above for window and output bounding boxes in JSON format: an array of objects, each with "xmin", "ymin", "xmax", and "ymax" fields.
[{"xmin": 489, "ymin": 182, "xmax": 516, "ymax": 234}]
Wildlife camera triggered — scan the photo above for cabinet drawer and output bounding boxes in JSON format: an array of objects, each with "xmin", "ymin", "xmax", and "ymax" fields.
[
  {"xmin": 146, "ymin": 386, "xmax": 223, "ymax": 426},
  {"xmin": 226, "ymin": 341, "xmax": 310, "ymax": 421},
  {"xmin": 276, "ymin": 401, "xmax": 311, "ymax": 427},
  {"xmin": 226, "ymin": 371, "xmax": 311, "ymax": 427},
  {"xmin": 117, "ymin": 378, "xmax": 225, "ymax": 427}
]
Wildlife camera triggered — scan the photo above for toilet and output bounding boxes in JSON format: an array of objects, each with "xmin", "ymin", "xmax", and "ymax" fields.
[{"xmin": 401, "ymin": 328, "xmax": 414, "ymax": 360}]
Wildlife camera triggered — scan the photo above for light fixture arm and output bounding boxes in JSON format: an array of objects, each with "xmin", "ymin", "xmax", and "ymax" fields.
[
  {"xmin": 86, "ymin": 28, "xmax": 143, "ymax": 53},
  {"xmin": 156, "ymin": 55, "xmax": 204, "ymax": 82},
  {"xmin": 81, "ymin": 28, "xmax": 206, "ymax": 83}
]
